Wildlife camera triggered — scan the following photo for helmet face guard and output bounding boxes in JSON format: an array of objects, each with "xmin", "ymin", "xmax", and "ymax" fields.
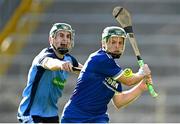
[
  {"xmin": 102, "ymin": 26, "xmax": 127, "ymax": 58},
  {"xmin": 49, "ymin": 23, "xmax": 75, "ymax": 54}
]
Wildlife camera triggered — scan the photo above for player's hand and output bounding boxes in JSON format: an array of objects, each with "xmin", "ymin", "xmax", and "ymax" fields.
[
  {"xmin": 139, "ymin": 75, "xmax": 153, "ymax": 92},
  {"xmin": 60, "ymin": 61, "xmax": 73, "ymax": 72},
  {"xmin": 138, "ymin": 64, "xmax": 151, "ymax": 76},
  {"xmin": 146, "ymin": 75, "xmax": 153, "ymax": 83}
]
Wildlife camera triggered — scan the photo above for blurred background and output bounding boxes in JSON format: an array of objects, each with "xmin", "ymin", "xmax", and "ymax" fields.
[{"xmin": 0, "ymin": 0, "xmax": 180, "ymax": 122}]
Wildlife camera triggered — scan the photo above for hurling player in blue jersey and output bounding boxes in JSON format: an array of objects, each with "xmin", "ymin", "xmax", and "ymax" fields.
[
  {"xmin": 17, "ymin": 23, "xmax": 83, "ymax": 123},
  {"xmin": 61, "ymin": 26, "xmax": 152, "ymax": 123}
]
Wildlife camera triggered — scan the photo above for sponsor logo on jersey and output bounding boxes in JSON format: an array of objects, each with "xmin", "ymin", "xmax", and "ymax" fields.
[
  {"xmin": 104, "ymin": 77, "xmax": 122, "ymax": 92},
  {"xmin": 52, "ymin": 77, "xmax": 66, "ymax": 89}
]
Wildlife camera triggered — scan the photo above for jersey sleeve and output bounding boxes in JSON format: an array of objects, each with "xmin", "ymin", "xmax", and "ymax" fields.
[
  {"xmin": 92, "ymin": 56, "xmax": 123, "ymax": 78},
  {"xmin": 66, "ymin": 54, "xmax": 79, "ymax": 67},
  {"xmin": 33, "ymin": 49, "xmax": 55, "ymax": 67},
  {"xmin": 38, "ymin": 54, "xmax": 53, "ymax": 66}
]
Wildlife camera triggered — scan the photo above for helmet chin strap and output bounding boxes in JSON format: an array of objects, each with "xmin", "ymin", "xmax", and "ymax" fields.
[
  {"xmin": 103, "ymin": 47, "xmax": 121, "ymax": 59},
  {"xmin": 107, "ymin": 52, "xmax": 121, "ymax": 59},
  {"xmin": 52, "ymin": 44, "xmax": 69, "ymax": 55}
]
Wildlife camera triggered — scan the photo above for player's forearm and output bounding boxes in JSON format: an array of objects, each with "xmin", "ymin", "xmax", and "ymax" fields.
[
  {"xmin": 117, "ymin": 65, "xmax": 151, "ymax": 86},
  {"xmin": 113, "ymin": 82, "xmax": 143, "ymax": 109},
  {"xmin": 117, "ymin": 73, "xmax": 144, "ymax": 86},
  {"xmin": 128, "ymin": 73, "xmax": 145, "ymax": 85},
  {"xmin": 127, "ymin": 65, "xmax": 151, "ymax": 85},
  {"xmin": 42, "ymin": 57, "xmax": 62, "ymax": 71}
]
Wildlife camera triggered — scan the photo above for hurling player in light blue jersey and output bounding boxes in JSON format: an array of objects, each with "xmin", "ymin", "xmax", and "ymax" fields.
[
  {"xmin": 61, "ymin": 26, "xmax": 153, "ymax": 123},
  {"xmin": 17, "ymin": 23, "xmax": 83, "ymax": 123}
]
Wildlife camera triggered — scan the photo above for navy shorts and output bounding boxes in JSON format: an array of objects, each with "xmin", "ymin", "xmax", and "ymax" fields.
[{"xmin": 17, "ymin": 113, "xmax": 59, "ymax": 123}]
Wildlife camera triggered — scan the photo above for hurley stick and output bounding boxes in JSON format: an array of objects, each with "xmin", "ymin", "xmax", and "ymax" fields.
[{"xmin": 112, "ymin": 6, "xmax": 158, "ymax": 98}]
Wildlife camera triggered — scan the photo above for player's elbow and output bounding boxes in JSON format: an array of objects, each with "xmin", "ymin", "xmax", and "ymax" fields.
[
  {"xmin": 114, "ymin": 104, "xmax": 123, "ymax": 109},
  {"xmin": 112, "ymin": 97, "xmax": 124, "ymax": 109}
]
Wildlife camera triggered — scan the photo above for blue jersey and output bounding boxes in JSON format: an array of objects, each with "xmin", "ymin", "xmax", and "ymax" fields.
[
  {"xmin": 18, "ymin": 47, "xmax": 78, "ymax": 117},
  {"xmin": 61, "ymin": 49, "xmax": 123, "ymax": 123}
]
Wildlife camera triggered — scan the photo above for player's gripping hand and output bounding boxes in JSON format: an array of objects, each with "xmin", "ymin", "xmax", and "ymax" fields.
[
  {"xmin": 137, "ymin": 64, "xmax": 151, "ymax": 76},
  {"xmin": 60, "ymin": 61, "xmax": 73, "ymax": 72},
  {"xmin": 139, "ymin": 75, "xmax": 153, "ymax": 92}
]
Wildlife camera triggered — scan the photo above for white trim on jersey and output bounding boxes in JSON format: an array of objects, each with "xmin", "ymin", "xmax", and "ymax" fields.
[{"xmin": 113, "ymin": 70, "xmax": 123, "ymax": 80}]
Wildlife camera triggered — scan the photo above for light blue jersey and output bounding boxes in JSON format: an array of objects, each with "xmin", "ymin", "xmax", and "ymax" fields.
[
  {"xmin": 18, "ymin": 47, "xmax": 78, "ymax": 118},
  {"xmin": 61, "ymin": 49, "xmax": 123, "ymax": 123}
]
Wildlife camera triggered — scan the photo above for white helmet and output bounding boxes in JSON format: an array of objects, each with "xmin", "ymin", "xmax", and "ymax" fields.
[
  {"xmin": 102, "ymin": 26, "xmax": 127, "ymax": 42},
  {"xmin": 49, "ymin": 23, "xmax": 75, "ymax": 54},
  {"xmin": 102, "ymin": 26, "xmax": 127, "ymax": 57}
]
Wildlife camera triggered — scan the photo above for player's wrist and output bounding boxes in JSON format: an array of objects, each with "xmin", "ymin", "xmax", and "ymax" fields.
[
  {"xmin": 137, "ymin": 67, "xmax": 151, "ymax": 77},
  {"xmin": 137, "ymin": 67, "xmax": 146, "ymax": 77}
]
